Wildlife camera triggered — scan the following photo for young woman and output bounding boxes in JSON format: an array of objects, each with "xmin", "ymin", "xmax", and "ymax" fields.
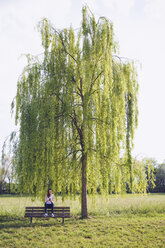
[{"xmin": 44, "ymin": 188, "xmax": 55, "ymax": 217}]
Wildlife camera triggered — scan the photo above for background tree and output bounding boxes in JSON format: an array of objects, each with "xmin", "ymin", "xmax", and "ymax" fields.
[
  {"xmin": 11, "ymin": 6, "xmax": 139, "ymax": 218},
  {"xmin": 154, "ymin": 163, "xmax": 165, "ymax": 192},
  {"xmin": 148, "ymin": 162, "xmax": 165, "ymax": 193},
  {"xmin": 0, "ymin": 155, "xmax": 12, "ymax": 194}
]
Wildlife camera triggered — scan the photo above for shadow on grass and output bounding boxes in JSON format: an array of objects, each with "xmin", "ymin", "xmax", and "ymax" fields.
[
  {"xmin": 0, "ymin": 215, "xmax": 78, "ymax": 230},
  {"xmin": 0, "ymin": 215, "xmax": 29, "ymax": 229}
]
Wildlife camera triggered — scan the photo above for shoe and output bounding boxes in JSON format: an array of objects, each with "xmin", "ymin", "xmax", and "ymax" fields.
[
  {"xmin": 44, "ymin": 213, "xmax": 48, "ymax": 217},
  {"xmin": 51, "ymin": 213, "xmax": 54, "ymax": 217}
]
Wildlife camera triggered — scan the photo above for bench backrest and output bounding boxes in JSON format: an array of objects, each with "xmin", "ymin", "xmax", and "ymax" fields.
[{"xmin": 25, "ymin": 206, "xmax": 70, "ymax": 218}]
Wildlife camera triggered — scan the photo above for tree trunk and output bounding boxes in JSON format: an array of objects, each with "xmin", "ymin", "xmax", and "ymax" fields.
[
  {"xmin": 81, "ymin": 152, "xmax": 88, "ymax": 219},
  {"xmin": 8, "ymin": 178, "xmax": 11, "ymax": 194}
]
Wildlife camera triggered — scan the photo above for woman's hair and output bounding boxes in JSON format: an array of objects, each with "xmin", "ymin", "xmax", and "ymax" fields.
[{"xmin": 47, "ymin": 188, "xmax": 52, "ymax": 198}]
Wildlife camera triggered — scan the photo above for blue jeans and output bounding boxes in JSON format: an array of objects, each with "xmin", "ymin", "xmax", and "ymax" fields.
[{"xmin": 45, "ymin": 202, "xmax": 54, "ymax": 214}]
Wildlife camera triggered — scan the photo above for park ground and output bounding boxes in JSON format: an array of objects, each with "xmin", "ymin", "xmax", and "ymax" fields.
[{"xmin": 0, "ymin": 194, "xmax": 165, "ymax": 248}]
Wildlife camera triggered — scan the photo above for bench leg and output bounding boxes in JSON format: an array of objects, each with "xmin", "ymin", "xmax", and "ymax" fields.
[
  {"xmin": 30, "ymin": 217, "xmax": 32, "ymax": 225},
  {"xmin": 62, "ymin": 218, "xmax": 64, "ymax": 226}
]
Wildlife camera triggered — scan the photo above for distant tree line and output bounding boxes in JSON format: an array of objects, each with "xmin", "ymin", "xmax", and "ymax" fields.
[{"xmin": 1, "ymin": 157, "xmax": 165, "ymax": 194}]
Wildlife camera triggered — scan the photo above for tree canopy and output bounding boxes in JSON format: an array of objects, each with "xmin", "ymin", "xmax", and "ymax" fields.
[{"xmin": 10, "ymin": 6, "xmax": 145, "ymax": 218}]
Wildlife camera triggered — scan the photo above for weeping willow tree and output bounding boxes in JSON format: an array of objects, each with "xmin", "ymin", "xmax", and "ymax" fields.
[{"xmin": 11, "ymin": 6, "xmax": 140, "ymax": 218}]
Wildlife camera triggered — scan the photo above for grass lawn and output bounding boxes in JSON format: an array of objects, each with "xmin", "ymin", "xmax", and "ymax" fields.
[{"xmin": 0, "ymin": 194, "xmax": 165, "ymax": 248}]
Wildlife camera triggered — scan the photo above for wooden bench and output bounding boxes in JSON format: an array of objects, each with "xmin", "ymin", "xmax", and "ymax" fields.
[{"xmin": 24, "ymin": 206, "xmax": 70, "ymax": 225}]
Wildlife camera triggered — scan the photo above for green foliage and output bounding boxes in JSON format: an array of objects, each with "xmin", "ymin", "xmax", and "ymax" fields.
[{"xmin": 11, "ymin": 6, "xmax": 141, "ymax": 201}]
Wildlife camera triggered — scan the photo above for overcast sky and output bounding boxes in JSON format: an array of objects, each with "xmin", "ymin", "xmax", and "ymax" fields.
[{"xmin": 0, "ymin": 0, "xmax": 165, "ymax": 163}]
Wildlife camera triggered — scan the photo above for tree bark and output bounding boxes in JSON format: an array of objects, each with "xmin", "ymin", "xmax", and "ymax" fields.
[{"xmin": 81, "ymin": 151, "xmax": 88, "ymax": 219}]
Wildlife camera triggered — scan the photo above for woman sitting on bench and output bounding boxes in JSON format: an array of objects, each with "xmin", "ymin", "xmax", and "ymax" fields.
[{"xmin": 44, "ymin": 188, "xmax": 55, "ymax": 217}]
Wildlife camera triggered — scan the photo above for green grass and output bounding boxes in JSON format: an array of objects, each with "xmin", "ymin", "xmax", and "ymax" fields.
[{"xmin": 0, "ymin": 194, "xmax": 165, "ymax": 247}]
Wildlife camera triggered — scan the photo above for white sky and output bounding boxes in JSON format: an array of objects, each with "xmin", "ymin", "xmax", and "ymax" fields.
[{"xmin": 0, "ymin": 0, "xmax": 165, "ymax": 163}]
